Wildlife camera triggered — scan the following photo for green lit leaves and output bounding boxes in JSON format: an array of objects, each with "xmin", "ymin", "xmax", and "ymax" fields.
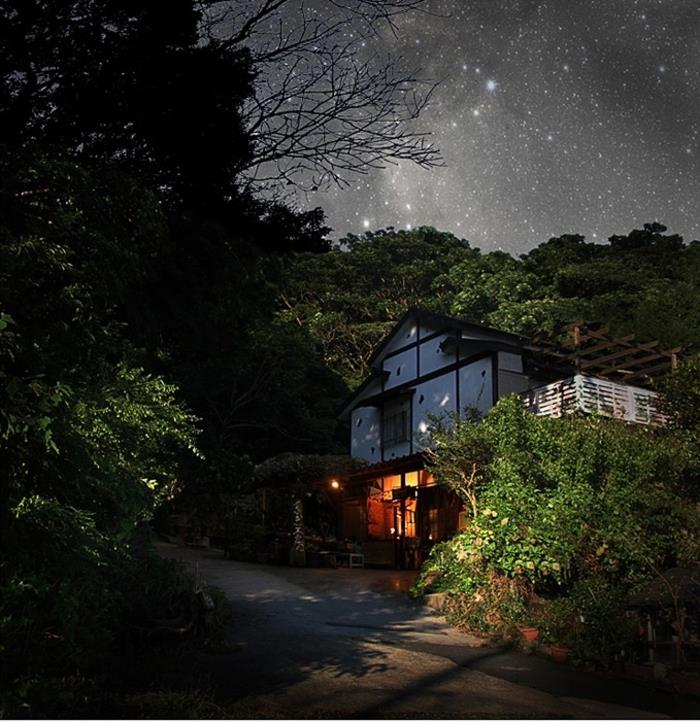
[
  {"xmin": 0, "ymin": 310, "xmax": 72, "ymax": 452},
  {"xmin": 426, "ymin": 394, "xmax": 699, "ymax": 587}
]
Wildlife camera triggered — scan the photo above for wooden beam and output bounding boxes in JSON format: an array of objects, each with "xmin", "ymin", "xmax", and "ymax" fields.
[
  {"xmin": 561, "ymin": 326, "xmax": 613, "ymax": 348},
  {"xmin": 562, "ymin": 332, "xmax": 588, "ymax": 348},
  {"xmin": 562, "ymin": 334, "xmax": 637, "ymax": 358},
  {"xmin": 573, "ymin": 324, "xmax": 582, "ymax": 347},
  {"xmin": 583, "ymin": 326, "xmax": 611, "ymax": 340},
  {"xmin": 522, "ymin": 344, "xmax": 572, "ymax": 359},
  {"xmin": 598, "ymin": 351, "xmax": 670, "ymax": 376},
  {"xmin": 527, "ymin": 324, "xmax": 682, "ymax": 383},
  {"xmin": 624, "ymin": 361, "xmax": 676, "ymax": 382},
  {"xmin": 580, "ymin": 340, "xmax": 658, "ymax": 368}
]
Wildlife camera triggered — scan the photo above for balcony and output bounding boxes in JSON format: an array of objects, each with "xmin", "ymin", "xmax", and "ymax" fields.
[{"xmin": 522, "ymin": 374, "xmax": 667, "ymax": 425}]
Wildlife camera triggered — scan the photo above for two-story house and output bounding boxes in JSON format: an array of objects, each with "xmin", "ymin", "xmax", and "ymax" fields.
[{"xmin": 336, "ymin": 308, "xmax": 677, "ymax": 568}]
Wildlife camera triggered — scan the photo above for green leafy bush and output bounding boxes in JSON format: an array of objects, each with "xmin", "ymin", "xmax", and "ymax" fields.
[
  {"xmin": 413, "ymin": 535, "xmax": 484, "ymax": 596},
  {"xmin": 416, "ymin": 396, "xmax": 700, "ymax": 661},
  {"xmin": 0, "ymin": 149, "xmax": 203, "ymax": 715}
]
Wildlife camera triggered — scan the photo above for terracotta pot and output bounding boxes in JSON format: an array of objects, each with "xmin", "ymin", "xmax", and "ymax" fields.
[
  {"xmin": 520, "ymin": 626, "xmax": 539, "ymax": 642},
  {"xmin": 548, "ymin": 644, "xmax": 571, "ymax": 663}
]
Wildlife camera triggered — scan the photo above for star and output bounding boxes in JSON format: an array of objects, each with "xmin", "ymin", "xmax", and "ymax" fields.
[{"xmin": 298, "ymin": 1, "xmax": 700, "ymax": 251}]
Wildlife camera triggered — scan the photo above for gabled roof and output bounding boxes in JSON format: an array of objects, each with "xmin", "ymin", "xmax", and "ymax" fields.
[
  {"xmin": 339, "ymin": 310, "xmax": 681, "ymax": 423},
  {"xmin": 336, "ymin": 367, "xmax": 388, "ymax": 419},
  {"xmin": 366, "ymin": 307, "xmax": 526, "ymax": 369},
  {"xmin": 338, "ymin": 308, "xmax": 526, "ymax": 420},
  {"xmin": 342, "ymin": 453, "xmax": 427, "ymax": 483}
]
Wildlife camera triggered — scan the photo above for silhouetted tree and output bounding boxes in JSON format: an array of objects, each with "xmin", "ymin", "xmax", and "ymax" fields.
[
  {"xmin": 1, "ymin": 0, "xmax": 441, "ymax": 204},
  {"xmin": 204, "ymin": 0, "xmax": 441, "ymax": 190},
  {"xmin": 0, "ymin": 0, "xmax": 255, "ymax": 216}
]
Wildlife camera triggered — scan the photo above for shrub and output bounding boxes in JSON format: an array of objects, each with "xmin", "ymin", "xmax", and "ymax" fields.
[
  {"xmin": 415, "ymin": 396, "xmax": 700, "ymax": 662},
  {"xmin": 412, "ymin": 534, "xmax": 484, "ymax": 596},
  {"xmin": 444, "ymin": 571, "xmax": 530, "ymax": 637}
]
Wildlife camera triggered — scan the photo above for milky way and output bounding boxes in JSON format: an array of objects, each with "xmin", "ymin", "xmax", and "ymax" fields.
[{"xmin": 301, "ymin": 0, "xmax": 700, "ymax": 253}]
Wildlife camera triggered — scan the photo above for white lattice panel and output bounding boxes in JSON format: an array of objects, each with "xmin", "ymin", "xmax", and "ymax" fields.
[{"xmin": 523, "ymin": 374, "xmax": 667, "ymax": 425}]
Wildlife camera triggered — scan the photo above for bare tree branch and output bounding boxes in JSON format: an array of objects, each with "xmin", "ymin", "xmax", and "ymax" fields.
[{"xmin": 200, "ymin": 0, "xmax": 443, "ymax": 191}]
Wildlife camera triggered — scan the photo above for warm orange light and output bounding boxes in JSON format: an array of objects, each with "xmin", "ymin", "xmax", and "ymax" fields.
[{"xmin": 330, "ymin": 479, "xmax": 340, "ymax": 489}]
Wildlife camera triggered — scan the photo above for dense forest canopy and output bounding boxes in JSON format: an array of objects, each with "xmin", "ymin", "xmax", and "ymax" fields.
[
  {"xmin": 280, "ymin": 223, "xmax": 700, "ymax": 390},
  {"xmin": 0, "ymin": 0, "xmax": 437, "ymax": 711}
]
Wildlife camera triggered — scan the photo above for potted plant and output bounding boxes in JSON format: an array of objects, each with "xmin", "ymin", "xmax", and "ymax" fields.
[
  {"xmin": 537, "ymin": 598, "xmax": 577, "ymax": 663},
  {"xmin": 548, "ymin": 642, "xmax": 572, "ymax": 663},
  {"xmin": 519, "ymin": 626, "xmax": 540, "ymax": 642}
]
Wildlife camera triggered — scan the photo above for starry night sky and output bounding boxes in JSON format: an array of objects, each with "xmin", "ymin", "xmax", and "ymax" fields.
[{"xmin": 302, "ymin": 0, "xmax": 700, "ymax": 253}]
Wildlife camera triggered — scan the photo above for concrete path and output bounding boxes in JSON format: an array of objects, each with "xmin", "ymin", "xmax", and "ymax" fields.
[{"xmin": 157, "ymin": 543, "xmax": 700, "ymax": 719}]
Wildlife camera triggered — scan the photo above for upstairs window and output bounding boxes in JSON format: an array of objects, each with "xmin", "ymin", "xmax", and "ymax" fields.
[{"xmin": 383, "ymin": 410, "xmax": 409, "ymax": 447}]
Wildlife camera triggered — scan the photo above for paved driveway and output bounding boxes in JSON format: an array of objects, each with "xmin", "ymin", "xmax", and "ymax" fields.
[{"xmin": 157, "ymin": 542, "xmax": 698, "ymax": 719}]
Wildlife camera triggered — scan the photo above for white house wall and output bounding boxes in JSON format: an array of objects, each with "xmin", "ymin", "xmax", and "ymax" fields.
[
  {"xmin": 498, "ymin": 351, "xmax": 523, "ymax": 373},
  {"xmin": 382, "ymin": 319, "xmax": 418, "ymax": 355},
  {"xmin": 419, "ymin": 334, "xmax": 457, "ymax": 375},
  {"xmin": 499, "ymin": 370, "xmax": 530, "ymax": 396},
  {"xmin": 418, "ymin": 320, "xmax": 444, "ymax": 339},
  {"xmin": 412, "ymin": 372, "xmax": 457, "ymax": 451},
  {"xmin": 347, "ymin": 376, "xmax": 383, "ymax": 409},
  {"xmin": 348, "ymin": 315, "xmax": 531, "ymax": 463},
  {"xmin": 383, "ymin": 347, "xmax": 418, "ymax": 390},
  {"xmin": 350, "ymin": 406, "xmax": 382, "ymax": 463},
  {"xmin": 496, "ymin": 352, "xmax": 529, "ymax": 396},
  {"xmin": 459, "ymin": 356, "xmax": 493, "ymax": 415},
  {"xmin": 383, "ymin": 441, "xmax": 411, "ymax": 460}
]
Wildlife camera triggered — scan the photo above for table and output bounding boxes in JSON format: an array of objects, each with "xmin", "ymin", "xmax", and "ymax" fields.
[{"xmin": 319, "ymin": 551, "xmax": 365, "ymax": 568}]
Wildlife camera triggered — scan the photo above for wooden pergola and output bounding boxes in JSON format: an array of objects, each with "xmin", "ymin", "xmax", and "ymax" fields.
[{"xmin": 525, "ymin": 322, "xmax": 681, "ymax": 385}]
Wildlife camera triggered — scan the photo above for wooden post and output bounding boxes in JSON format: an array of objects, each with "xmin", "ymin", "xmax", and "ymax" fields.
[{"xmin": 573, "ymin": 324, "xmax": 582, "ymax": 373}]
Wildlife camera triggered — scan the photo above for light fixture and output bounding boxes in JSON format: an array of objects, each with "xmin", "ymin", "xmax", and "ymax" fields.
[{"xmin": 330, "ymin": 479, "xmax": 340, "ymax": 489}]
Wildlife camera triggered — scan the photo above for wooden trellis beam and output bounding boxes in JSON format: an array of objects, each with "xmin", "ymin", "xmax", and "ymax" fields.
[
  {"xmin": 566, "ymin": 334, "xmax": 637, "ymax": 359},
  {"xmin": 625, "ymin": 360, "xmax": 680, "ymax": 382},
  {"xmin": 526, "ymin": 321, "xmax": 682, "ymax": 386},
  {"xmin": 561, "ymin": 324, "xmax": 610, "ymax": 347},
  {"xmin": 598, "ymin": 350, "xmax": 677, "ymax": 376},
  {"xmin": 579, "ymin": 341, "xmax": 658, "ymax": 368}
]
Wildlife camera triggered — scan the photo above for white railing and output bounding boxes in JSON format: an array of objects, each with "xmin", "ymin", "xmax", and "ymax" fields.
[{"xmin": 522, "ymin": 374, "xmax": 667, "ymax": 425}]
